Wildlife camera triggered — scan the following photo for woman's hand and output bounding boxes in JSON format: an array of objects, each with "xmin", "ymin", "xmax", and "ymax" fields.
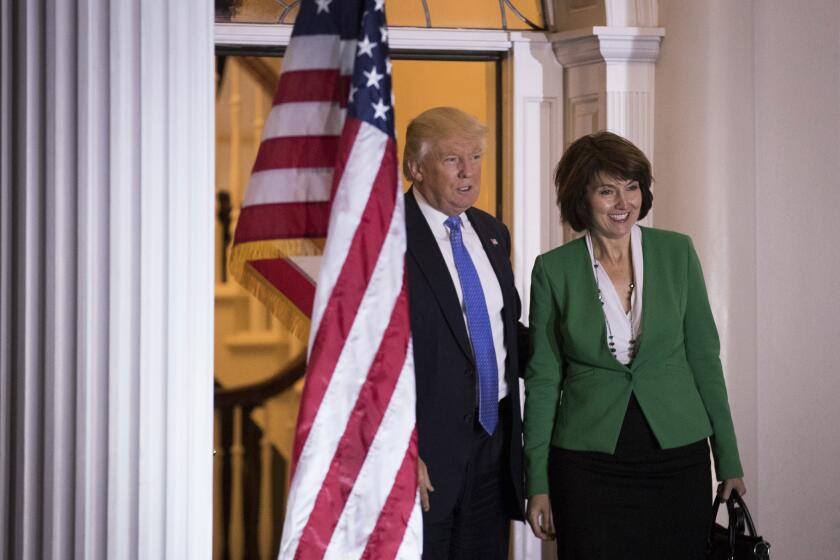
[
  {"xmin": 526, "ymin": 494, "xmax": 555, "ymax": 540},
  {"xmin": 718, "ymin": 478, "xmax": 747, "ymax": 500},
  {"xmin": 418, "ymin": 458, "xmax": 434, "ymax": 512}
]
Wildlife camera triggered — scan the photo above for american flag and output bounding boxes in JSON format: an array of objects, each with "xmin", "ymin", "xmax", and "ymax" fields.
[{"xmin": 229, "ymin": 0, "xmax": 422, "ymax": 558}]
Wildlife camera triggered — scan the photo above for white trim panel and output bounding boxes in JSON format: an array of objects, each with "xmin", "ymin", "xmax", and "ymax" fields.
[{"xmin": 215, "ymin": 23, "xmax": 513, "ymax": 51}]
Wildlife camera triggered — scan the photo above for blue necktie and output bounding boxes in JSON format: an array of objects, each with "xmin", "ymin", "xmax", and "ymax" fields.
[{"xmin": 445, "ymin": 216, "xmax": 499, "ymax": 435}]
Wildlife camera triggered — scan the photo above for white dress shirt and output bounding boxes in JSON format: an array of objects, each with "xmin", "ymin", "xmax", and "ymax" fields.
[
  {"xmin": 413, "ymin": 188, "xmax": 509, "ymax": 400},
  {"xmin": 585, "ymin": 225, "xmax": 644, "ymax": 366}
]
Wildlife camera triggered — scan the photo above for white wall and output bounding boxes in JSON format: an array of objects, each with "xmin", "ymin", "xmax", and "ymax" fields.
[
  {"xmin": 654, "ymin": 0, "xmax": 758, "ymax": 497},
  {"xmin": 656, "ymin": 0, "xmax": 840, "ymax": 556},
  {"xmin": 754, "ymin": 1, "xmax": 840, "ymax": 557}
]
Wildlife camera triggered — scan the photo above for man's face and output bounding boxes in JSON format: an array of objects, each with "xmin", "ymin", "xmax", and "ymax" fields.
[{"xmin": 412, "ymin": 135, "xmax": 483, "ymax": 216}]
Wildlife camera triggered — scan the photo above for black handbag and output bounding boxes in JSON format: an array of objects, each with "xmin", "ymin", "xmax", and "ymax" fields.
[{"xmin": 707, "ymin": 492, "xmax": 771, "ymax": 559}]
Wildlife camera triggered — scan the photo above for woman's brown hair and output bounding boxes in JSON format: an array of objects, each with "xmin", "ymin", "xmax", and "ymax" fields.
[{"xmin": 554, "ymin": 131, "xmax": 653, "ymax": 232}]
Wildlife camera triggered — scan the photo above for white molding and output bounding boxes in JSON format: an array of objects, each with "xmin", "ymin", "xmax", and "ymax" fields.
[
  {"xmin": 0, "ymin": 0, "xmax": 11, "ymax": 554},
  {"xmin": 215, "ymin": 22, "xmax": 292, "ymax": 47},
  {"xmin": 508, "ymin": 33, "xmax": 564, "ymax": 560},
  {"xmin": 510, "ymin": 35, "xmax": 565, "ymax": 310},
  {"xmin": 552, "ymin": 26, "xmax": 664, "ymax": 66},
  {"xmin": 551, "ymin": 32, "xmax": 602, "ymax": 67},
  {"xmin": 389, "ymin": 27, "xmax": 512, "ymax": 51},
  {"xmin": 605, "ymin": 0, "xmax": 659, "ymax": 27},
  {"xmin": 75, "ymin": 0, "xmax": 111, "ymax": 552},
  {"xmin": 215, "ymin": 22, "xmax": 513, "ymax": 51},
  {"xmin": 568, "ymin": 93, "xmax": 601, "ymax": 141}
]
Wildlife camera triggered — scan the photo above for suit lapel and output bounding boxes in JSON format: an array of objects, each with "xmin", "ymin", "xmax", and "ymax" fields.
[
  {"xmin": 466, "ymin": 208, "xmax": 514, "ymax": 329},
  {"xmin": 405, "ymin": 190, "xmax": 474, "ymax": 363}
]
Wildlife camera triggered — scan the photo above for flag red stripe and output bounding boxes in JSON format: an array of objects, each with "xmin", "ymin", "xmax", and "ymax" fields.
[
  {"xmin": 329, "ymin": 118, "xmax": 360, "ymax": 201},
  {"xmin": 233, "ymin": 202, "xmax": 330, "ymax": 242},
  {"xmin": 294, "ymin": 284, "xmax": 411, "ymax": 559},
  {"xmin": 361, "ymin": 429, "xmax": 419, "ymax": 560},
  {"xmin": 251, "ymin": 258, "xmax": 316, "ymax": 317},
  {"xmin": 274, "ymin": 69, "xmax": 350, "ymax": 107},
  {"xmin": 290, "ymin": 134, "xmax": 398, "ymax": 472},
  {"xmin": 252, "ymin": 136, "xmax": 339, "ymax": 172}
]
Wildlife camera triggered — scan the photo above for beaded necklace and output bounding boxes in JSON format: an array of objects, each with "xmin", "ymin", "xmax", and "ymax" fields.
[{"xmin": 585, "ymin": 232, "xmax": 640, "ymax": 362}]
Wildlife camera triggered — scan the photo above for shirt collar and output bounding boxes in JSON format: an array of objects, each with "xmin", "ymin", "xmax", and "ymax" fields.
[
  {"xmin": 584, "ymin": 224, "xmax": 644, "ymax": 287},
  {"xmin": 413, "ymin": 186, "xmax": 470, "ymax": 239}
]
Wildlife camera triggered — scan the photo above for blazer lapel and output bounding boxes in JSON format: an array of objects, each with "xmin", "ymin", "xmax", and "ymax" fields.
[
  {"xmin": 405, "ymin": 189, "xmax": 474, "ymax": 363},
  {"xmin": 466, "ymin": 208, "xmax": 515, "ymax": 330},
  {"xmin": 630, "ymin": 227, "xmax": 655, "ymax": 371},
  {"xmin": 566, "ymin": 230, "xmax": 659, "ymax": 373},
  {"xmin": 566, "ymin": 239, "xmax": 629, "ymax": 372}
]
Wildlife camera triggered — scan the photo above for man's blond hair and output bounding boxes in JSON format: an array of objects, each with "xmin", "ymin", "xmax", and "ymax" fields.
[{"xmin": 402, "ymin": 107, "xmax": 487, "ymax": 181}]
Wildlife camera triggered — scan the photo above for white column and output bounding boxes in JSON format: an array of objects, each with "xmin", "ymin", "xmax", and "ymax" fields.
[
  {"xmin": 604, "ymin": 0, "xmax": 659, "ymax": 28},
  {"xmin": 509, "ymin": 31, "xmax": 564, "ymax": 560},
  {"xmin": 552, "ymin": 26, "xmax": 663, "ymax": 158},
  {"xmin": 0, "ymin": 1, "xmax": 215, "ymax": 558},
  {"xmin": 552, "ymin": 25, "xmax": 664, "ymax": 227},
  {"xmin": 510, "ymin": 32, "xmax": 565, "ymax": 304},
  {"xmin": 76, "ymin": 2, "xmax": 111, "ymax": 556}
]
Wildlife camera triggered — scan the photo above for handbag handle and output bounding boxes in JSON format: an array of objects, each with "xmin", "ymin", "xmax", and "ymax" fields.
[
  {"xmin": 710, "ymin": 495, "xmax": 734, "ymax": 557},
  {"xmin": 728, "ymin": 492, "xmax": 759, "ymax": 538},
  {"xmin": 711, "ymin": 492, "xmax": 757, "ymax": 536},
  {"xmin": 710, "ymin": 491, "xmax": 757, "ymax": 557},
  {"xmin": 710, "ymin": 492, "xmax": 770, "ymax": 559}
]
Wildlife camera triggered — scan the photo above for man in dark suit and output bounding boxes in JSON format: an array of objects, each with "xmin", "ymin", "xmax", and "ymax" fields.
[{"xmin": 402, "ymin": 107, "xmax": 525, "ymax": 559}]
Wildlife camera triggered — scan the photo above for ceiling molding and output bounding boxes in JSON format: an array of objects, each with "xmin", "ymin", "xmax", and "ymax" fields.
[{"xmin": 551, "ymin": 25, "xmax": 664, "ymax": 67}]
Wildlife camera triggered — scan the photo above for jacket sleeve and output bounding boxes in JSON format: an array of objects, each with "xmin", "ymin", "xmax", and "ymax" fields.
[
  {"xmin": 684, "ymin": 238, "xmax": 744, "ymax": 480},
  {"xmin": 500, "ymin": 222, "xmax": 530, "ymax": 376},
  {"xmin": 523, "ymin": 256, "xmax": 564, "ymax": 496}
]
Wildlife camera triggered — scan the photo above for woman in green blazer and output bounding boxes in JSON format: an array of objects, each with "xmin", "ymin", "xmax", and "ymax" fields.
[{"xmin": 524, "ymin": 132, "xmax": 745, "ymax": 559}]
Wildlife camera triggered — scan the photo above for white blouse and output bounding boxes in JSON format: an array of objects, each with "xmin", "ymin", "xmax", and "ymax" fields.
[{"xmin": 584, "ymin": 225, "xmax": 644, "ymax": 365}]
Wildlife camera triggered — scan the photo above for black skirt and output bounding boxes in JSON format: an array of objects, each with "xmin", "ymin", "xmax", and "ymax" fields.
[{"xmin": 548, "ymin": 394, "xmax": 711, "ymax": 560}]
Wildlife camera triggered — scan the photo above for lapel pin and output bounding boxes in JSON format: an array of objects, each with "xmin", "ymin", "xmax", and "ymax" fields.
[{"xmin": 490, "ymin": 238, "xmax": 499, "ymax": 245}]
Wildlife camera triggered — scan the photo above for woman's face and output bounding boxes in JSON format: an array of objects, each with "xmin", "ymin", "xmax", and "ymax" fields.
[{"xmin": 586, "ymin": 172, "xmax": 642, "ymax": 240}]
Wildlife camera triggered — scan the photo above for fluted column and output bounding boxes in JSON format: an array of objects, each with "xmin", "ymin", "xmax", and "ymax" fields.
[
  {"xmin": 552, "ymin": 26, "xmax": 663, "ymax": 158},
  {"xmin": 0, "ymin": 1, "xmax": 215, "ymax": 558},
  {"xmin": 552, "ymin": 25, "xmax": 664, "ymax": 226}
]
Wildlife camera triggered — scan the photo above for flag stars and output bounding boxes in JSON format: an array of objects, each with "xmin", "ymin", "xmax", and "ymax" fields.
[
  {"xmin": 348, "ymin": 84, "xmax": 359, "ymax": 103},
  {"xmin": 357, "ymin": 35, "xmax": 377, "ymax": 57},
  {"xmin": 372, "ymin": 98, "xmax": 391, "ymax": 120},
  {"xmin": 364, "ymin": 66, "xmax": 384, "ymax": 89},
  {"xmin": 380, "ymin": 26, "xmax": 389, "ymax": 43},
  {"xmin": 386, "ymin": 58, "xmax": 392, "ymax": 75},
  {"xmin": 374, "ymin": 0, "xmax": 385, "ymax": 12},
  {"xmin": 315, "ymin": 0, "xmax": 332, "ymax": 14}
]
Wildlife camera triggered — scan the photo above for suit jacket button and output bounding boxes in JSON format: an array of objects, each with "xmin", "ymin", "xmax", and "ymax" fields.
[
  {"xmin": 463, "ymin": 413, "xmax": 472, "ymax": 423},
  {"xmin": 464, "ymin": 368, "xmax": 474, "ymax": 377}
]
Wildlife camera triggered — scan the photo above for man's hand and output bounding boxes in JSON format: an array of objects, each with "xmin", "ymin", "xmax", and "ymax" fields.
[
  {"xmin": 718, "ymin": 478, "xmax": 747, "ymax": 501},
  {"xmin": 418, "ymin": 458, "xmax": 434, "ymax": 512},
  {"xmin": 526, "ymin": 493, "xmax": 555, "ymax": 540}
]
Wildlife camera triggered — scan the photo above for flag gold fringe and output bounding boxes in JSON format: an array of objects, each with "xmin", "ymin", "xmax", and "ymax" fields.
[
  {"xmin": 228, "ymin": 238, "xmax": 325, "ymax": 280},
  {"xmin": 229, "ymin": 238, "xmax": 325, "ymax": 343}
]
